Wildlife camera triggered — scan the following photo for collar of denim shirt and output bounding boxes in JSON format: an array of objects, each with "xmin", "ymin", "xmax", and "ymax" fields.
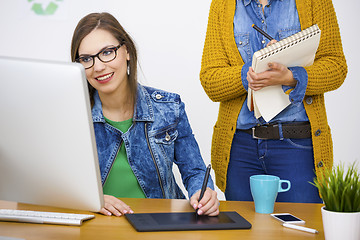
[
  {"xmin": 242, "ymin": 0, "xmax": 284, "ymax": 7},
  {"xmin": 91, "ymin": 84, "xmax": 155, "ymax": 123}
]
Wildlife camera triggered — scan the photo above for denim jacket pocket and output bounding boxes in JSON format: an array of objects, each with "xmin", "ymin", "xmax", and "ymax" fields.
[
  {"xmin": 234, "ymin": 33, "xmax": 251, "ymax": 62},
  {"xmin": 154, "ymin": 127, "xmax": 178, "ymax": 145}
]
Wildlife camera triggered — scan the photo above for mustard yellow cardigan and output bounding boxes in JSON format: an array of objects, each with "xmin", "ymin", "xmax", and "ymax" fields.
[{"xmin": 200, "ymin": 0, "xmax": 347, "ymax": 192}]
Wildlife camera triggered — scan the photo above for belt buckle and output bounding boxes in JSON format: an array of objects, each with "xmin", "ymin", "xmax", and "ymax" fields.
[{"xmin": 252, "ymin": 127, "xmax": 267, "ymax": 140}]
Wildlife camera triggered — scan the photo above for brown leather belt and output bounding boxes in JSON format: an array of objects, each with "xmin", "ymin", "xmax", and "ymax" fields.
[{"xmin": 238, "ymin": 122, "xmax": 311, "ymax": 140}]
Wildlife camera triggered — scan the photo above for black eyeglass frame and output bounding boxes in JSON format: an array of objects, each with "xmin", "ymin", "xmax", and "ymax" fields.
[{"xmin": 75, "ymin": 44, "xmax": 122, "ymax": 69}]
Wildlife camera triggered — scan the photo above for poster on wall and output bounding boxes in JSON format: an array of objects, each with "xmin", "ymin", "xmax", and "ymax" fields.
[{"xmin": 18, "ymin": 0, "xmax": 68, "ymax": 20}]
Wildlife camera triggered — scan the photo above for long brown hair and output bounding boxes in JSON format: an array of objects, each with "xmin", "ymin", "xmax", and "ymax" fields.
[{"xmin": 71, "ymin": 12, "xmax": 138, "ymax": 107}]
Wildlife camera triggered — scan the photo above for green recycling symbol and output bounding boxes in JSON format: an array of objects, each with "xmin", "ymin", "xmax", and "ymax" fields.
[{"xmin": 28, "ymin": 0, "xmax": 63, "ymax": 16}]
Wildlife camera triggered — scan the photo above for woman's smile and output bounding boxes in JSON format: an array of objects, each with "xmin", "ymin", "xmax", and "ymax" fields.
[{"xmin": 95, "ymin": 72, "xmax": 114, "ymax": 84}]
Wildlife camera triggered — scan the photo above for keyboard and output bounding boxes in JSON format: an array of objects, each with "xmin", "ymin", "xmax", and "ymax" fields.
[{"xmin": 0, "ymin": 209, "xmax": 95, "ymax": 226}]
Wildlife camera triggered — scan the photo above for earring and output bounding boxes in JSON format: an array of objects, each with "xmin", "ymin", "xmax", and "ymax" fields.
[{"xmin": 127, "ymin": 62, "xmax": 130, "ymax": 75}]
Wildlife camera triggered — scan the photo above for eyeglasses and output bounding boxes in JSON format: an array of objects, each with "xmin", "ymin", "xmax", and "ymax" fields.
[{"xmin": 75, "ymin": 44, "xmax": 122, "ymax": 69}]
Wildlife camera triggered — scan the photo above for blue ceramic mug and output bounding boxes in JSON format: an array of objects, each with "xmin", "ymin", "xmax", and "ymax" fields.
[{"xmin": 250, "ymin": 175, "xmax": 291, "ymax": 214}]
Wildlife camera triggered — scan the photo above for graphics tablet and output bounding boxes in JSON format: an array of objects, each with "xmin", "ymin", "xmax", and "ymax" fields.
[{"xmin": 125, "ymin": 211, "xmax": 251, "ymax": 232}]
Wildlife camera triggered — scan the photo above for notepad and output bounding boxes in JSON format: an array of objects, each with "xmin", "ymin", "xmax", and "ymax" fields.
[{"xmin": 247, "ymin": 24, "xmax": 321, "ymax": 122}]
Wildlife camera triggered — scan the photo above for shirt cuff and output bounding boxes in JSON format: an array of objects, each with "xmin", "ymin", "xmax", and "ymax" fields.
[
  {"xmin": 241, "ymin": 61, "xmax": 252, "ymax": 90},
  {"xmin": 284, "ymin": 66, "xmax": 308, "ymax": 104}
]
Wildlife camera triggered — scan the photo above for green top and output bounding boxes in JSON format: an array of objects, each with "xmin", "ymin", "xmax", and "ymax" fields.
[{"xmin": 102, "ymin": 117, "xmax": 146, "ymax": 198}]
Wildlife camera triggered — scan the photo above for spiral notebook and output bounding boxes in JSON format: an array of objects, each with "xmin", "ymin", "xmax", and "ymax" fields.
[{"xmin": 247, "ymin": 24, "xmax": 321, "ymax": 122}]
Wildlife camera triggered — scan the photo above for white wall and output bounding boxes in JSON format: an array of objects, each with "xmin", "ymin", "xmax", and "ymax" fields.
[
  {"xmin": 325, "ymin": 1, "xmax": 360, "ymax": 170},
  {"xmin": 0, "ymin": 0, "xmax": 358, "ymax": 200}
]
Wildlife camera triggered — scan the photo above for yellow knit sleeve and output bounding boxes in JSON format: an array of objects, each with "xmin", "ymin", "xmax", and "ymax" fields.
[
  {"xmin": 304, "ymin": 0, "xmax": 347, "ymax": 95},
  {"xmin": 200, "ymin": 0, "xmax": 247, "ymax": 103}
]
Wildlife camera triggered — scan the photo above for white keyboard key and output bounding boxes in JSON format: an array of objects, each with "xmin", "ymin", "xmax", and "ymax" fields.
[{"xmin": 0, "ymin": 209, "xmax": 95, "ymax": 226}]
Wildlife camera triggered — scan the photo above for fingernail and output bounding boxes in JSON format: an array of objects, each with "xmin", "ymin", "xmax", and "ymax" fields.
[
  {"xmin": 129, "ymin": 210, "xmax": 134, "ymax": 214},
  {"xmin": 198, "ymin": 204, "xmax": 203, "ymax": 209},
  {"xmin": 193, "ymin": 204, "xmax": 197, "ymax": 209},
  {"xmin": 197, "ymin": 210, "xmax": 203, "ymax": 215},
  {"xmin": 107, "ymin": 212, "xmax": 112, "ymax": 216},
  {"xmin": 123, "ymin": 210, "xmax": 128, "ymax": 214}
]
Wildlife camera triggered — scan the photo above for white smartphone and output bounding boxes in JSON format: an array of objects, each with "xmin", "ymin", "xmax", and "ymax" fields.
[{"xmin": 270, "ymin": 213, "xmax": 305, "ymax": 224}]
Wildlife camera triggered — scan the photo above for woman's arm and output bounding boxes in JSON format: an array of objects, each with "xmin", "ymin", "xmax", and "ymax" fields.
[
  {"xmin": 174, "ymin": 100, "xmax": 219, "ymax": 216},
  {"xmin": 304, "ymin": 0, "xmax": 347, "ymax": 95},
  {"xmin": 200, "ymin": 0, "xmax": 247, "ymax": 102},
  {"xmin": 247, "ymin": 0, "xmax": 347, "ymax": 100}
]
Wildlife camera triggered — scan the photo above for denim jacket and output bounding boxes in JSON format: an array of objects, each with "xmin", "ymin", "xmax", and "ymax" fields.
[{"xmin": 91, "ymin": 84, "xmax": 214, "ymax": 199}]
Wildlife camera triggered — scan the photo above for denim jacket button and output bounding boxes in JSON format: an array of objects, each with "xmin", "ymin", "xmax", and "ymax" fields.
[
  {"xmin": 155, "ymin": 94, "xmax": 163, "ymax": 100},
  {"xmin": 165, "ymin": 132, "xmax": 171, "ymax": 141}
]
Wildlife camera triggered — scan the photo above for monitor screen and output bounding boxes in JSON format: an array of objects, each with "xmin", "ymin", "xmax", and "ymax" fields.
[{"xmin": 0, "ymin": 56, "xmax": 104, "ymax": 212}]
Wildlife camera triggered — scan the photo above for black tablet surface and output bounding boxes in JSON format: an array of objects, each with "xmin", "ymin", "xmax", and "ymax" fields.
[{"xmin": 125, "ymin": 211, "xmax": 251, "ymax": 232}]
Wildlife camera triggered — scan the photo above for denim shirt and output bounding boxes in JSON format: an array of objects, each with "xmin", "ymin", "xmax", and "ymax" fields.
[
  {"xmin": 234, "ymin": 0, "xmax": 309, "ymax": 129},
  {"xmin": 91, "ymin": 84, "xmax": 214, "ymax": 199}
]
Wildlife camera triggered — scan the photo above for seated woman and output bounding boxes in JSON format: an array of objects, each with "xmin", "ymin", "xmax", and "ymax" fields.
[{"xmin": 70, "ymin": 12, "xmax": 219, "ymax": 216}]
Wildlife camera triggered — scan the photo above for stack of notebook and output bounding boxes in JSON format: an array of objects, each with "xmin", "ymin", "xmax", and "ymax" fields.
[{"xmin": 247, "ymin": 24, "xmax": 321, "ymax": 122}]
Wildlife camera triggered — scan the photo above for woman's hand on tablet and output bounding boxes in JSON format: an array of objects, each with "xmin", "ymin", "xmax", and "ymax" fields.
[
  {"xmin": 100, "ymin": 195, "xmax": 134, "ymax": 216},
  {"xmin": 190, "ymin": 187, "xmax": 220, "ymax": 216}
]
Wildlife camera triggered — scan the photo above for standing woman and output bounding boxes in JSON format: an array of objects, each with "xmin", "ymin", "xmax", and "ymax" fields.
[
  {"xmin": 200, "ymin": 0, "xmax": 347, "ymax": 202},
  {"xmin": 71, "ymin": 12, "xmax": 219, "ymax": 216}
]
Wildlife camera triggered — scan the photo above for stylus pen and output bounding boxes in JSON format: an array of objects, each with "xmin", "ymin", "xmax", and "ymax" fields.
[
  {"xmin": 282, "ymin": 223, "xmax": 318, "ymax": 234},
  {"xmin": 252, "ymin": 24, "xmax": 274, "ymax": 41},
  {"xmin": 196, "ymin": 164, "xmax": 211, "ymax": 215}
]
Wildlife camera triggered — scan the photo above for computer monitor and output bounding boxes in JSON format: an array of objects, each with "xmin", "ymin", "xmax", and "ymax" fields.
[{"xmin": 0, "ymin": 56, "xmax": 104, "ymax": 212}]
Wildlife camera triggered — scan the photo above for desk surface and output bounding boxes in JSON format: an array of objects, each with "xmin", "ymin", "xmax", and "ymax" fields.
[{"xmin": 0, "ymin": 198, "xmax": 324, "ymax": 240}]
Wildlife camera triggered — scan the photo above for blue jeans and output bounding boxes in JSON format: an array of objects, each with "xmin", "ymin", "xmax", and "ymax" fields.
[{"xmin": 225, "ymin": 130, "xmax": 322, "ymax": 203}]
